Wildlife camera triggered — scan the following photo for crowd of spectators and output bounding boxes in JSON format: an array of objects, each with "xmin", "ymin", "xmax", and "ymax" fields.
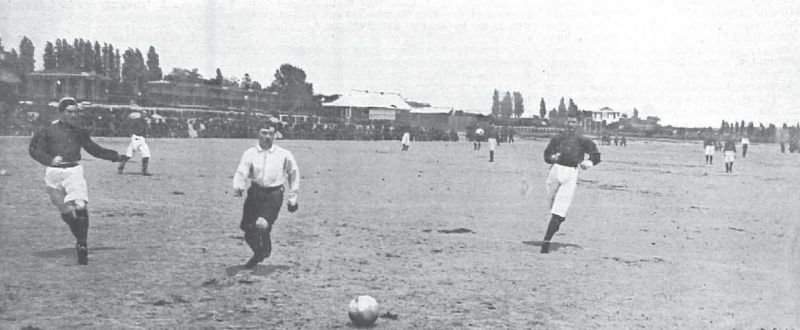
[{"xmin": 0, "ymin": 103, "xmax": 459, "ymax": 142}]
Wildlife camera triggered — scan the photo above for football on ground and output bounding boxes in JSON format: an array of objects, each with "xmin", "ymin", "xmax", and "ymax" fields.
[{"xmin": 348, "ymin": 295, "xmax": 379, "ymax": 326}]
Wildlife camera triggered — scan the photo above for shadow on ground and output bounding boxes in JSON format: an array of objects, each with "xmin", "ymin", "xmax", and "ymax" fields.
[
  {"xmin": 225, "ymin": 264, "xmax": 290, "ymax": 277},
  {"xmin": 521, "ymin": 240, "xmax": 582, "ymax": 252},
  {"xmin": 33, "ymin": 246, "xmax": 125, "ymax": 258}
]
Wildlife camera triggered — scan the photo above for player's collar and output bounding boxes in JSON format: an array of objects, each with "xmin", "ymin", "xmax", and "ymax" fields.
[{"xmin": 256, "ymin": 143, "xmax": 276, "ymax": 153}]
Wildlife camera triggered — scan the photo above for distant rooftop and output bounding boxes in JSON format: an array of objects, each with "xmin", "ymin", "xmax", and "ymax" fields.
[{"xmin": 325, "ymin": 90, "xmax": 412, "ymax": 111}]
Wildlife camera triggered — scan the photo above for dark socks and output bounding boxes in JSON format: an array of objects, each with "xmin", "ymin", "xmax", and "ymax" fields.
[
  {"xmin": 60, "ymin": 213, "xmax": 80, "ymax": 240},
  {"xmin": 74, "ymin": 209, "xmax": 89, "ymax": 265},
  {"xmin": 489, "ymin": 151, "xmax": 494, "ymax": 162},
  {"xmin": 75, "ymin": 209, "xmax": 89, "ymax": 247},
  {"xmin": 541, "ymin": 214, "xmax": 565, "ymax": 253},
  {"xmin": 118, "ymin": 158, "xmax": 128, "ymax": 172},
  {"xmin": 142, "ymin": 157, "xmax": 150, "ymax": 175}
]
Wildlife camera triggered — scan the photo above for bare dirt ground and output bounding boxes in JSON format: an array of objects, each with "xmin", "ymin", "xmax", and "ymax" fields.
[{"xmin": 1, "ymin": 136, "xmax": 798, "ymax": 329}]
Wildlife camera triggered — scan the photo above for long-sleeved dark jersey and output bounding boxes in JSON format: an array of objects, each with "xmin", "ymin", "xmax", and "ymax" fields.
[
  {"xmin": 130, "ymin": 117, "xmax": 148, "ymax": 137},
  {"xmin": 544, "ymin": 130, "xmax": 601, "ymax": 167},
  {"xmin": 29, "ymin": 120, "xmax": 120, "ymax": 167},
  {"xmin": 723, "ymin": 139, "xmax": 737, "ymax": 152}
]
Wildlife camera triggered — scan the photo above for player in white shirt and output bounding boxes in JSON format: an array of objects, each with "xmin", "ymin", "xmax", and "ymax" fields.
[
  {"xmin": 741, "ymin": 135, "xmax": 750, "ymax": 158},
  {"xmin": 401, "ymin": 131, "xmax": 411, "ymax": 151},
  {"xmin": 232, "ymin": 126, "xmax": 300, "ymax": 268},
  {"xmin": 474, "ymin": 127, "xmax": 485, "ymax": 150}
]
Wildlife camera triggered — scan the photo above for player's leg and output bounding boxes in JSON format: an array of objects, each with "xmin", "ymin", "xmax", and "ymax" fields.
[
  {"xmin": 140, "ymin": 140, "xmax": 152, "ymax": 175},
  {"xmin": 63, "ymin": 166, "xmax": 91, "ymax": 264},
  {"xmin": 259, "ymin": 188, "xmax": 285, "ymax": 260},
  {"xmin": 240, "ymin": 189, "xmax": 263, "ymax": 268},
  {"xmin": 742, "ymin": 144, "xmax": 748, "ymax": 158},
  {"xmin": 46, "ymin": 185, "xmax": 81, "ymax": 240},
  {"xmin": 118, "ymin": 138, "xmax": 135, "ymax": 174},
  {"xmin": 542, "ymin": 167, "xmax": 578, "ymax": 253}
]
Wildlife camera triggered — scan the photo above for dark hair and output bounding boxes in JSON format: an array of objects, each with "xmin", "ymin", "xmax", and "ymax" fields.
[{"xmin": 58, "ymin": 98, "xmax": 78, "ymax": 112}]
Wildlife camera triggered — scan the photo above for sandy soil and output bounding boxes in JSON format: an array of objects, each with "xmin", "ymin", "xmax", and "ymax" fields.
[{"xmin": 0, "ymin": 136, "xmax": 798, "ymax": 329}]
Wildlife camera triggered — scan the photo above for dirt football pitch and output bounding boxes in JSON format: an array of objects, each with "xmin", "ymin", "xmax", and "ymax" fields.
[{"xmin": 1, "ymin": 136, "xmax": 798, "ymax": 329}]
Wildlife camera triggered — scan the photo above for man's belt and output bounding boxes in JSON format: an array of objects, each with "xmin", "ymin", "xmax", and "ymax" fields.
[
  {"xmin": 555, "ymin": 161, "xmax": 579, "ymax": 168},
  {"xmin": 249, "ymin": 184, "xmax": 284, "ymax": 193}
]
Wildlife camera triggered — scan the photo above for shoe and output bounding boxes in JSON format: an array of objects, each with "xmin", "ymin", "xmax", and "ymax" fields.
[
  {"xmin": 142, "ymin": 172, "xmax": 152, "ymax": 176},
  {"xmin": 244, "ymin": 252, "xmax": 263, "ymax": 269},
  {"xmin": 77, "ymin": 244, "xmax": 88, "ymax": 265},
  {"xmin": 540, "ymin": 241, "xmax": 550, "ymax": 254}
]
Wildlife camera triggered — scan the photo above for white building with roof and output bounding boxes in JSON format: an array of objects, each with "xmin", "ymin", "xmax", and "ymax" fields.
[
  {"xmin": 591, "ymin": 107, "xmax": 622, "ymax": 123},
  {"xmin": 323, "ymin": 90, "xmax": 412, "ymax": 123}
]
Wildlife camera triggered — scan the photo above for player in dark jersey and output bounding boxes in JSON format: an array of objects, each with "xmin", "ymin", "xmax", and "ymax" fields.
[
  {"xmin": 539, "ymin": 114, "xmax": 601, "ymax": 253},
  {"xmin": 29, "ymin": 97, "xmax": 128, "ymax": 265}
]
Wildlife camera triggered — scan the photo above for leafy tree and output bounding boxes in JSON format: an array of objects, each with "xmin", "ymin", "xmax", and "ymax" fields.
[
  {"xmin": 548, "ymin": 108, "xmax": 557, "ymax": 119},
  {"xmin": 18, "ymin": 36, "xmax": 34, "ymax": 74},
  {"xmin": 266, "ymin": 63, "xmax": 318, "ymax": 113},
  {"xmin": 500, "ymin": 91, "xmax": 512, "ymax": 118},
  {"xmin": 82, "ymin": 39, "xmax": 95, "ymax": 72},
  {"xmin": 567, "ymin": 98, "xmax": 578, "ymax": 117},
  {"xmin": 213, "ymin": 68, "xmax": 223, "ymax": 85},
  {"xmin": 146, "ymin": 46, "xmax": 162, "ymax": 81},
  {"xmin": 633, "ymin": 108, "xmax": 639, "ymax": 118},
  {"xmin": 163, "ymin": 67, "xmax": 205, "ymax": 84},
  {"xmin": 242, "ymin": 73, "xmax": 252, "ymax": 89},
  {"xmin": 491, "ymin": 89, "xmax": 500, "ymax": 117},
  {"xmin": 43, "ymin": 41, "xmax": 56, "ymax": 70},
  {"xmin": 512, "ymin": 91, "xmax": 524, "ymax": 118},
  {"xmin": 93, "ymin": 41, "xmax": 103, "ymax": 73},
  {"xmin": 539, "ymin": 97, "xmax": 546, "ymax": 119},
  {"xmin": 557, "ymin": 97, "xmax": 566, "ymax": 117}
]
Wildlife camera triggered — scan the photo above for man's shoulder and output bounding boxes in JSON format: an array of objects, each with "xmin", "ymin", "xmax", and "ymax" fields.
[{"xmin": 274, "ymin": 145, "xmax": 295, "ymax": 156}]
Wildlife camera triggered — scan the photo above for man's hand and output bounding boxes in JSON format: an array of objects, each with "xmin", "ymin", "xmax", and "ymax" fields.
[
  {"xmin": 549, "ymin": 152, "xmax": 561, "ymax": 163},
  {"xmin": 287, "ymin": 201, "xmax": 298, "ymax": 213},
  {"xmin": 579, "ymin": 159, "xmax": 593, "ymax": 170},
  {"xmin": 50, "ymin": 155, "xmax": 64, "ymax": 166},
  {"xmin": 50, "ymin": 155, "xmax": 76, "ymax": 167},
  {"xmin": 118, "ymin": 154, "xmax": 130, "ymax": 163},
  {"xmin": 233, "ymin": 188, "xmax": 243, "ymax": 197}
]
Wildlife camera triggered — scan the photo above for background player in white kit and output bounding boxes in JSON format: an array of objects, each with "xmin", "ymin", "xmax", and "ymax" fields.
[
  {"xmin": 473, "ymin": 126, "xmax": 484, "ymax": 150},
  {"xmin": 487, "ymin": 126, "xmax": 498, "ymax": 162},
  {"xmin": 741, "ymin": 134, "xmax": 750, "ymax": 158},
  {"xmin": 117, "ymin": 112, "xmax": 152, "ymax": 176},
  {"xmin": 401, "ymin": 130, "xmax": 411, "ymax": 151}
]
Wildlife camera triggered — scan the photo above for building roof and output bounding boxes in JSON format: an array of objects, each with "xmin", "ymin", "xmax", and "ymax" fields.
[
  {"xmin": 598, "ymin": 107, "xmax": 618, "ymax": 112},
  {"xmin": 28, "ymin": 70, "xmax": 111, "ymax": 80},
  {"xmin": 325, "ymin": 90, "xmax": 411, "ymax": 110},
  {"xmin": 410, "ymin": 106, "xmax": 453, "ymax": 115}
]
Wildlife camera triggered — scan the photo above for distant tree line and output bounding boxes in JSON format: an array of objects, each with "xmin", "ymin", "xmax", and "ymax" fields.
[{"xmin": 490, "ymin": 89, "xmax": 525, "ymax": 119}]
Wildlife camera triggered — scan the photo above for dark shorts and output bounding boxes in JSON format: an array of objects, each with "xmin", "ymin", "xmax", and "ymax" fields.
[{"xmin": 240, "ymin": 185, "xmax": 284, "ymax": 231}]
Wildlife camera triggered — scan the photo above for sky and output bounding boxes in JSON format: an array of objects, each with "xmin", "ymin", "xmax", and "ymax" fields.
[{"xmin": 1, "ymin": 0, "xmax": 799, "ymax": 127}]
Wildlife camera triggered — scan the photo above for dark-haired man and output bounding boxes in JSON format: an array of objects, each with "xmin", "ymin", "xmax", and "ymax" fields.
[
  {"xmin": 539, "ymin": 114, "xmax": 601, "ymax": 253},
  {"xmin": 29, "ymin": 97, "xmax": 129, "ymax": 265},
  {"xmin": 232, "ymin": 126, "xmax": 300, "ymax": 268}
]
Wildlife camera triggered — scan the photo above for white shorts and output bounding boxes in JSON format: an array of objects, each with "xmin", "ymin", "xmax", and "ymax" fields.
[
  {"xmin": 126, "ymin": 134, "xmax": 151, "ymax": 158},
  {"xmin": 488, "ymin": 138, "xmax": 497, "ymax": 151},
  {"xmin": 546, "ymin": 164, "xmax": 579, "ymax": 217},
  {"xmin": 44, "ymin": 165, "xmax": 88, "ymax": 213},
  {"xmin": 704, "ymin": 145, "xmax": 715, "ymax": 156},
  {"xmin": 724, "ymin": 150, "xmax": 735, "ymax": 162}
]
